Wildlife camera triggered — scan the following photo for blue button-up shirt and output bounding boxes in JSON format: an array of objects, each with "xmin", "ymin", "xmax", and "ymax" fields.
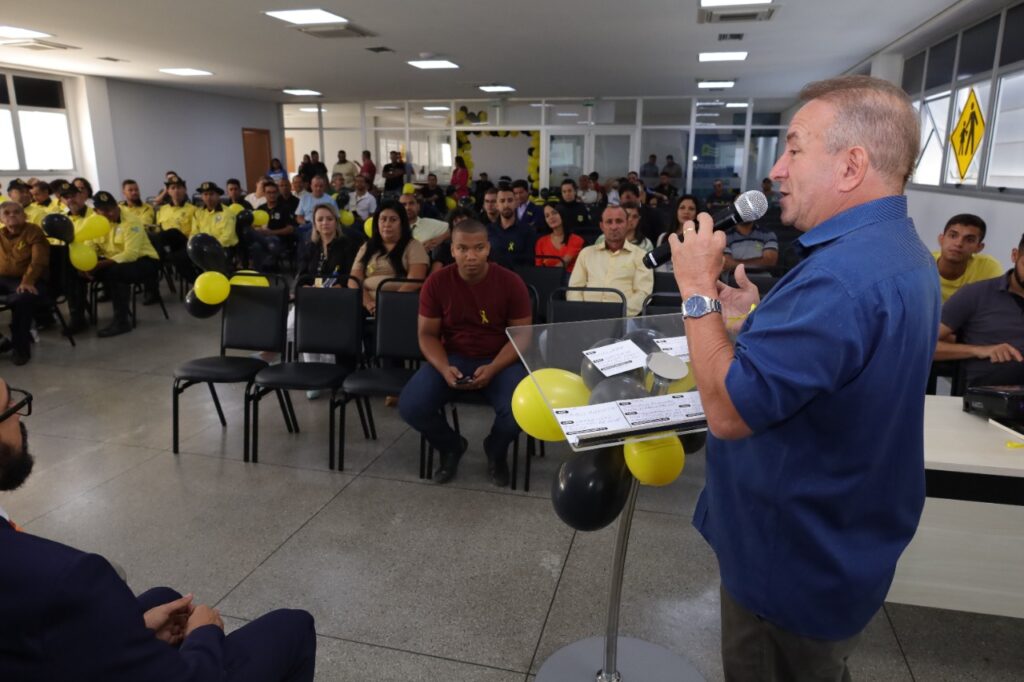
[{"xmin": 695, "ymin": 195, "xmax": 940, "ymax": 640}]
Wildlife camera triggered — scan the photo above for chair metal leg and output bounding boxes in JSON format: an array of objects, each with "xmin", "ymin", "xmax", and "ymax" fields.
[
  {"xmin": 275, "ymin": 390, "xmax": 294, "ymax": 433},
  {"xmin": 364, "ymin": 398, "xmax": 377, "ymax": 440},
  {"xmin": 53, "ymin": 304, "xmax": 75, "ymax": 347},
  {"xmin": 243, "ymin": 380, "xmax": 253, "ymax": 463},
  {"xmin": 354, "ymin": 395, "xmax": 370, "ymax": 439},
  {"xmin": 419, "ymin": 433, "xmax": 426, "ymax": 478},
  {"xmin": 338, "ymin": 397, "xmax": 348, "ymax": 468},
  {"xmin": 172, "ymin": 380, "xmax": 181, "ymax": 453},
  {"xmin": 283, "ymin": 390, "xmax": 299, "ymax": 433},
  {"xmin": 251, "ymin": 385, "xmax": 260, "ymax": 464},
  {"xmin": 426, "ymin": 442, "xmax": 434, "ymax": 480},
  {"xmin": 511, "ymin": 436, "xmax": 519, "ymax": 491},
  {"xmin": 207, "ymin": 383, "xmax": 227, "ymax": 426},
  {"xmin": 328, "ymin": 391, "xmax": 336, "ymax": 471},
  {"xmin": 540, "ymin": 440, "xmax": 546, "ymax": 458},
  {"xmin": 525, "ymin": 436, "xmax": 535, "ymax": 493},
  {"xmin": 451, "ymin": 404, "xmax": 461, "ymax": 436}
]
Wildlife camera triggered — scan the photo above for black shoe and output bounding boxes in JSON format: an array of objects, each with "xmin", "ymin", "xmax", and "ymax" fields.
[
  {"xmin": 488, "ymin": 456, "xmax": 510, "ymax": 488},
  {"xmin": 12, "ymin": 349, "xmax": 29, "ymax": 366},
  {"xmin": 142, "ymin": 293, "xmax": 161, "ymax": 306},
  {"xmin": 97, "ymin": 318, "xmax": 132, "ymax": 338},
  {"xmin": 65, "ymin": 317, "xmax": 88, "ymax": 335},
  {"xmin": 0, "ymin": 337, "xmax": 11, "ymax": 354},
  {"xmin": 434, "ymin": 436, "xmax": 468, "ymax": 484}
]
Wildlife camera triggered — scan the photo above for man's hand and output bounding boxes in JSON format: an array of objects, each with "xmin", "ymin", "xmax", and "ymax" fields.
[
  {"xmin": 471, "ymin": 363, "xmax": 497, "ymax": 389},
  {"xmin": 716, "ymin": 264, "xmax": 761, "ymax": 334},
  {"xmin": 16, "ymin": 282, "xmax": 37, "ymax": 295},
  {"xmin": 144, "ymin": 593, "xmax": 195, "ymax": 646},
  {"xmin": 669, "ymin": 213, "xmax": 727, "ymax": 297},
  {"xmin": 977, "ymin": 343, "xmax": 1023, "ymax": 363},
  {"xmin": 184, "ymin": 604, "xmax": 224, "ymax": 638}
]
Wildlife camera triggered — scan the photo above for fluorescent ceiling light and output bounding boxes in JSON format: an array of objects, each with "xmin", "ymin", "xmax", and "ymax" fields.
[
  {"xmin": 696, "ymin": 112, "xmax": 721, "ymax": 117},
  {"xmin": 695, "ymin": 100, "xmax": 725, "ymax": 107},
  {"xmin": 698, "ymin": 80, "xmax": 736, "ymax": 89},
  {"xmin": 726, "ymin": 102, "xmax": 749, "ymax": 108},
  {"xmin": 700, "ymin": 0, "xmax": 771, "ymax": 7},
  {"xmin": 408, "ymin": 60, "xmax": 459, "ymax": 69},
  {"xmin": 422, "ymin": 115, "xmax": 448, "ymax": 120},
  {"xmin": 699, "ymin": 51, "xmax": 748, "ymax": 62},
  {"xmin": 0, "ymin": 25, "xmax": 51, "ymax": 39},
  {"xmin": 529, "ymin": 102, "xmax": 552, "ymax": 108},
  {"xmin": 422, "ymin": 106, "xmax": 450, "ymax": 111},
  {"xmin": 470, "ymin": 122, "xmax": 488, "ymax": 126},
  {"xmin": 374, "ymin": 105, "xmax": 402, "ymax": 110},
  {"xmin": 556, "ymin": 112, "xmax": 579, "ymax": 117},
  {"xmin": 283, "ymin": 88, "xmax": 321, "ymax": 96},
  {"xmin": 299, "ymin": 107, "xmax": 325, "ymax": 113},
  {"xmin": 264, "ymin": 9, "xmax": 348, "ymax": 25},
  {"xmin": 479, "ymin": 85, "xmax": 515, "ymax": 93},
  {"xmin": 159, "ymin": 68, "xmax": 213, "ymax": 77}
]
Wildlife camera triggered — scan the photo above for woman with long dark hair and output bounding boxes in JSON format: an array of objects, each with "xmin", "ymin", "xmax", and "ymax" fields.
[
  {"xmin": 535, "ymin": 203, "xmax": 584, "ymax": 272},
  {"xmin": 654, "ymin": 194, "xmax": 701, "ymax": 271},
  {"xmin": 450, "ymin": 156, "xmax": 470, "ymax": 200},
  {"xmin": 267, "ymin": 158, "xmax": 287, "ymax": 183},
  {"xmin": 348, "ymin": 200, "xmax": 429, "ymax": 314}
]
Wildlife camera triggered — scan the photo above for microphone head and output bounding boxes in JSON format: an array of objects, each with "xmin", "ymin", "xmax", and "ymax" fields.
[{"xmin": 735, "ymin": 190, "xmax": 769, "ymax": 223}]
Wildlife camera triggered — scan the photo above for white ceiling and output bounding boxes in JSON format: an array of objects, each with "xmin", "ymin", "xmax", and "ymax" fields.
[{"xmin": 0, "ymin": 0, "xmax": 1008, "ymax": 105}]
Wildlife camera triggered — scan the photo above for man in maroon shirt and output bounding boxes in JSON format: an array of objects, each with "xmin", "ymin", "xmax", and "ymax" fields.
[{"xmin": 399, "ymin": 220, "xmax": 533, "ymax": 486}]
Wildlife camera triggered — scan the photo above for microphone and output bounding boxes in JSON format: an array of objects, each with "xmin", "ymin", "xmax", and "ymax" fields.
[{"xmin": 641, "ymin": 190, "xmax": 769, "ymax": 269}]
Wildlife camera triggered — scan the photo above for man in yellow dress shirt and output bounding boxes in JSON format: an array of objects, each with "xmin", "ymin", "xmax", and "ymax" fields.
[
  {"xmin": 568, "ymin": 205, "xmax": 653, "ymax": 316},
  {"xmin": 194, "ymin": 182, "xmax": 238, "ymax": 248},
  {"xmin": 933, "ymin": 214, "xmax": 1003, "ymax": 303},
  {"xmin": 119, "ymin": 179, "xmax": 155, "ymax": 226}
]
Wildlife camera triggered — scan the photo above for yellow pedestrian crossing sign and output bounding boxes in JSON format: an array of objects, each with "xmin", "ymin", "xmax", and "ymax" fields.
[{"xmin": 949, "ymin": 89, "xmax": 985, "ymax": 181}]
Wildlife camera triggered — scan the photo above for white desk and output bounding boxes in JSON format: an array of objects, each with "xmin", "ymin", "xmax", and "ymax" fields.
[{"xmin": 886, "ymin": 396, "xmax": 1024, "ymax": 618}]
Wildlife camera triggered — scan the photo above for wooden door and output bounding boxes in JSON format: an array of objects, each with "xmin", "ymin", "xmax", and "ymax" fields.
[{"xmin": 241, "ymin": 128, "xmax": 272, "ymax": 191}]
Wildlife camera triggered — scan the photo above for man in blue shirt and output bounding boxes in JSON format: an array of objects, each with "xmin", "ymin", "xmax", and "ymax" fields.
[{"xmin": 670, "ymin": 75, "xmax": 939, "ymax": 679}]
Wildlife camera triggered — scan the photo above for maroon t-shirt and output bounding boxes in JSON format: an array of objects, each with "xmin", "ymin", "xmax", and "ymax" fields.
[{"xmin": 419, "ymin": 263, "xmax": 532, "ymax": 358}]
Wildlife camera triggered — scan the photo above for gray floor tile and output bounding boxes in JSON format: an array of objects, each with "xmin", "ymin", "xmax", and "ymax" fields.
[
  {"xmin": 217, "ymin": 476, "xmax": 574, "ymax": 672},
  {"xmin": 847, "ymin": 609, "xmax": 914, "ymax": 681}
]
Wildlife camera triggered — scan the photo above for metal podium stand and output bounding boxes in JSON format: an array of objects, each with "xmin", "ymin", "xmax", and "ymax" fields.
[{"xmin": 507, "ymin": 314, "xmax": 707, "ymax": 682}]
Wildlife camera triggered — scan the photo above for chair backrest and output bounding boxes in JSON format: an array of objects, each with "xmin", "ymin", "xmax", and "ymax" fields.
[
  {"xmin": 375, "ymin": 278, "xmax": 425, "ymax": 361},
  {"xmin": 548, "ymin": 286, "xmax": 627, "ymax": 323},
  {"xmin": 514, "ymin": 264, "xmax": 566, "ymax": 322},
  {"xmin": 294, "ymin": 286, "xmax": 363, "ymax": 360},
  {"xmin": 642, "ymin": 292, "xmax": 682, "ymax": 317},
  {"xmin": 653, "ymin": 271, "xmax": 678, "ymax": 294},
  {"xmin": 46, "ymin": 244, "xmax": 73, "ymax": 302},
  {"xmin": 221, "ymin": 284, "xmax": 288, "ymax": 355}
]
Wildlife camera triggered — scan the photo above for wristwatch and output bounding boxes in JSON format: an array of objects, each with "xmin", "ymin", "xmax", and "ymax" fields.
[{"xmin": 682, "ymin": 294, "xmax": 722, "ymax": 319}]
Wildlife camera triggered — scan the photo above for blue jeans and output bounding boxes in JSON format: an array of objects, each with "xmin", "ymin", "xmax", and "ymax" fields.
[{"xmin": 399, "ymin": 354, "xmax": 527, "ymax": 459}]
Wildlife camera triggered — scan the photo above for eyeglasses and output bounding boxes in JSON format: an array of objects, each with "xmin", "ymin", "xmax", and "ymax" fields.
[{"xmin": 0, "ymin": 387, "xmax": 32, "ymax": 423}]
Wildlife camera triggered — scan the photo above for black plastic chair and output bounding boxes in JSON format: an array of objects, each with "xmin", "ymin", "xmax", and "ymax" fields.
[
  {"xmin": 172, "ymin": 284, "xmax": 291, "ymax": 460},
  {"xmin": 249, "ymin": 287, "xmax": 363, "ymax": 470},
  {"xmin": 642, "ymin": 292, "xmax": 682, "ymax": 317},
  {"xmin": 514, "ymin": 258, "xmax": 566, "ymax": 322},
  {"xmin": 548, "ymin": 286, "xmax": 627, "ymax": 323},
  {"xmin": 0, "ymin": 243, "xmax": 77, "ymax": 347},
  {"xmin": 653, "ymin": 271, "xmax": 678, "ymax": 294}
]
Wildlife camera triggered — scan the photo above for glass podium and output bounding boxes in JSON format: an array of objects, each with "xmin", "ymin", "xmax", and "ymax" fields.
[{"xmin": 508, "ymin": 313, "xmax": 706, "ymax": 682}]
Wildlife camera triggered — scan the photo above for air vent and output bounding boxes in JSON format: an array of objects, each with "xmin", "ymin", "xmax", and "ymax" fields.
[
  {"xmin": 699, "ymin": 7, "xmax": 774, "ymax": 23},
  {"xmin": 718, "ymin": 33, "xmax": 745, "ymax": 41},
  {"xmin": 3, "ymin": 39, "xmax": 80, "ymax": 51},
  {"xmin": 297, "ymin": 24, "xmax": 375, "ymax": 39},
  {"xmin": 366, "ymin": 46, "xmax": 394, "ymax": 53}
]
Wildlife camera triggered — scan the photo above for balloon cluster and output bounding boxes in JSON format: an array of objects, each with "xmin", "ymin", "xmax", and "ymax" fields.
[
  {"xmin": 183, "ymin": 234, "xmax": 269, "ymax": 318},
  {"xmin": 511, "ymin": 328, "xmax": 697, "ymax": 532},
  {"xmin": 42, "ymin": 213, "xmax": 112, "ymax": 271}
]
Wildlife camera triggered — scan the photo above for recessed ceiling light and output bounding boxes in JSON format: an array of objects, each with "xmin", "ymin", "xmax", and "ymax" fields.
[
  {"xmin": 698, "ymin": 80, "xmax": 736, "ymax": 89},
  {"xmin": 700, "ymin": 0, "xmax": 771, "ymax": 7},
  {"xmin": 422, "ymin": 115, "xmax": 448, "ymax": 120},
  {"xmin": 422, "ymin": 106, "xmax": 450, "ymax": 111},
  {"xmin": 283, "ymin": 89, "xmax": 321, "ymax": 96},
  {"xmin": 556, "ymin": 112, "xmax": 579, "ymax": 117},
  {"xmin": 373, "ymin": 105, "xmax": 402, "ymax": 110},
  {"xmin": 408, "ymin": 60, "xmax": 459, "ymax": 70},
  {"xmin": 529, "ymin": 103, "xmax": 552, "ymax": 108},
  {"xmin": 699, "ymin": 51, "xmax": 748, "ymax": 62},
  {"xmin": 159, "ymin": 68, "xmax": 213, "ymax": 77},
  {"xmin": 696, "ymin": 100, "xmax": 725, "ymax": 107},
  {"xmin": 0, "ymin": 25, "xmax": 51, "ymax": 40},
  {"xmin": 479, "ymin": 85, "xmax": 515, "ymax": 93},
  {"xmin": 726, "ymin": 102, "xmax": 749, "ymax": 108},
  {"xmin": 696, "ymin": 112, "xmax": 721, "ymax": 117},
  {"xmin": 264, "ymin": 9, "xmax": 348, "ymax": 25},
  {"xmin": 299, "ymin": 107, "xmax": 325, "ymax": 113}
]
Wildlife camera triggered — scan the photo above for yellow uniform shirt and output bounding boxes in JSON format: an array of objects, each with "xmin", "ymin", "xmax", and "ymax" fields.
[
  {"xmin": 68, "ymin": 207, "xmax": 96, "ymax": 236},
  {"xmin": 156, "ymin": 202, "xmax": 197, "ymax": 237},
  {"xmin": 567, "ymin": 240, "xmax": 653, "ymax": 316},
  {"xmin": 119, "ymin": 201, "xmax": 155, "ymax": 226},
  {"xmin": 194, "ymin": 206, "xmax": 238, "ymax": 247},
  {"xmin": 94, "ymin": 217, "xmax": 160, "ymax": 263},
  {"xmin": 932, "ymin": 251, "xmax": 1004, "ymax": 303},
  {"xmin": 24, "ymin": 198, "xmax": 63, "ymax": 226}
]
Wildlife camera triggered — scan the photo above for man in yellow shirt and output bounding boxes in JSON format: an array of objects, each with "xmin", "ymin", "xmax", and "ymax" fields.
[
  {"xmin": 24, "ymin": 182, "xmax": 64, "ymax": 226},
  {"xmin": 194, "ymin": 182, "xmax": 238, "ymax": 248},
  {"xmin": 568, "ymin": 205, "xmax": 653, "ymax": 316},
  {"xmin": 5, "ymin": 180, "xmax": 32, "ymax": 211},
  {"xmin": 79, "ymin": 191, "xmax": 160, "ymax": 337},
  {"xmin": 119, "ymin": 179, "xmax": 155, "ymax": 226},
  {"xmin": 933, "ymin": 213, "xmax": 1003, "ymax": 303}
]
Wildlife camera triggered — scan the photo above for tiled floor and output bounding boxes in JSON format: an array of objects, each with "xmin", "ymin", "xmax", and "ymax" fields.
[{"xmin": 4, "ymin": 299, "xmax": 1024, "ymax": 681}]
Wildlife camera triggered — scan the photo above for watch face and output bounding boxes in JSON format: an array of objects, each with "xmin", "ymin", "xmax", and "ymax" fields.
[{"xmin": 683, "ymin": 296, "xmax": 706, "ymax": 317}]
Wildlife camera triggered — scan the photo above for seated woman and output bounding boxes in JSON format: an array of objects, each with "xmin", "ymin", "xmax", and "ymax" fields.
[
  {"xmin": 535, "ymin": 204, "xmax": 584, "ymax": 272},
  {"xmin": 654, "ymin": 194, "xmax": 700, "ymax": 272},
  {"xmin": 296, "ymin": 204, "xmax": 361, "ymax": 287},
  {"xmin": 349, "ymin": 200, "xmax": 429, "ymax": 315}
]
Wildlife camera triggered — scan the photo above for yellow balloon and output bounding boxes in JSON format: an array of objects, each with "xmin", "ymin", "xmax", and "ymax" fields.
[
  {"xmin": 229, "ymin": 274, "xmax": 270, "ymax": 287},
  {"xmin": 478, "ymin": 111, "xmax": 488, "ymax": 122},
  {"xmin": 402, "ymin": 183, "xmax": 416, "ymax": 195},
  {"xmin": 623, "ymin": 433, "xmax": 685, "ymax": 487},
  {"xmin": 68, "ymin": 242, "xmax": 97, "ymax": 271},
  {"xmin": 252, "ymin": 210, "xmax": 269, "ymax": 226},
  {"xmin": 445, "ymin": 197, "xmax": 457, "ymax": 210},
  {"xmin": 512, "ymin": 368, "xmax": 591, "ymax": 442},
  {"xmin": 227, "ymin": 203, "xmax": 245, "ymax": 216},
  {"xmin": 75, "ymin": 214, "xmax": 111, "ymax": 242},
  {"xmin": 194, "ymin": 271, "xmax": 230, "ymax": 305},
  {"xmin": 363, "ymin": 216, "xmax": 374, "ymax": 238},
  {"xmin": 340, "ymin": 210, "xmax": 355, "ymax": 226}
]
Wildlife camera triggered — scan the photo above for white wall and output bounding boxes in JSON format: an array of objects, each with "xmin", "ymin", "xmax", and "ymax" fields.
[
  {"xmin": 466, "ymin": 134, "xmax": 532, "ymax": 182},
  {"xmin": 907, "ymin": 188, "xmax": 1023, "ymax": 267},
  {"xmin": 104, "ymin": 79, "xmax": 283, "ymax": 195}
]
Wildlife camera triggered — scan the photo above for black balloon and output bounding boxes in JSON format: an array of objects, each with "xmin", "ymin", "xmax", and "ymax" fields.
[
  {"xmin": 184, "ymin": 288, "xmax": 222, "ymax": 318},
  {"xmin": 235, "ymin": 210, "xmax": 254, "ymax": 230},
  {"xmin": 623, "ymin": 327, "xmax": 665, "ymax": 354},
  {"xmin": 551, "ymin": 446, "xmax": 633, "ymax": 531},
  {"xmin": 186, "ymin": 233, "xmax": 228, "ymax": 273},
  {"xmin": 588, "ymin": 375, "xmax": 648, "ymax": 405},
  {"xmin": 580, "ymin": 337, "xmax": 624, "ymax": 389},
  {"xmin": 680, "ymin": 431, "xmax": 707, "ymax": 454},
  {"xmin": 41, "ymin": 213, "xmax": 74, "ymax": 244}
]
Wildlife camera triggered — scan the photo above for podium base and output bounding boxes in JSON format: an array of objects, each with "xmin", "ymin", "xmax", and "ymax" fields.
[{"xmin": 535, "ymin": 636, "xmax": 705, "ymax": 682}]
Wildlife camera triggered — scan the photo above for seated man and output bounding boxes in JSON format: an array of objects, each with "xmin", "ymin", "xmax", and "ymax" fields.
[
  {"xmin": 618, "ymin": 183, "xmax": 663, "ymax": 244},
  {"xmin": 119, "ymin": 179, "xmax": 155, "ymax": 226},
  {"xmin": 5, "ymin": 180, "xmax": 32, "ymax": 212},
  {"xmin": 568, "ymin": 205, "xmax": 653, "ymax": 316},
  {"xmin": 79, "ymin": 191, "xmax": 162, "ymax": 337},
  {"xmin": 225, "ymin": 178, "xmax": 252, "ymax": 210},
  {"xmin": 295, "ymin": 175, "xmax": 335, "ymax": 241},
  {"xmin": 578, "ymin": 175, "xmax": 600, "ymax": 206},
  {"xmin": 251, "ymin": 181, "xmax": 296, "ymax": 271},
  {"xmin": 329, "ymin": 173, "xmax": 348, "ymax": 209},
  {"xmin": 346, "ymin": 174, "xmax": 377, "ymax": 222},
  {"xmin": 487, "ymin": 186, "xmax": 535, "ymax": 269},
  {"xmin": 0, "ymin": 377, "xmax": 317, "ymax": 681},
  {"xmin": 0, "ymin": 201, "xmax": 50, "ymax": 364},
  {"xmin": 650, "ymin": 172, "xmax": 678, "ymax": 205},
  {"xmin": 399, "ymin": 192, "xmax": 448, "ymax": 250},
  {"xmin": 194, "ymin": 182, "xmax": 238, "ymax": 249},
  {"xmin": 156, "ymin": 177, "xmax": 197, "ymax": 283},
  {"xmin": 935, "ymin": 235, "xmax": 1024, "ymax": 387},
  {"xmin": 24, "ymin": 181, "xmax": 64, "ymax": 227},
  {"xmin": 512, "ymin": 179, "xmax": 543, "ymax": 232},
  {"xmin": 723, "ymin": 221, "xmax": 778, "ymax": 272},
  {"xmin": 420, "ymin": 173, "xmax": 447, "ymax": 216},
  {"xmin": 278, "ymin": 177, "xmax": 300, "ymax": 214},
  {"xmin": 934, "ymin": 213, "xmax": 1002, "ymax": 302},
  {"xmin": 399, "ymin": 220, "xmax": 532, "ymax": 487}
]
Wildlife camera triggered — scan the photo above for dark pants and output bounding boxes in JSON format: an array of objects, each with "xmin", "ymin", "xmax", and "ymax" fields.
[
  {"xmin": 399, "ymin": 354, "xmax": 527, "ymax": 459},
  {"xmin": 136, "ymin": 587, "xmax": 316, "ymax": 682},
  {"xmin": 720, "ymin": 585, "xmax": 861, "ymax": 682},
  {"xmin": 0, "ymin": 277, "xmax": 43, "ymax": 354},
  {"xmin": 92, "ymin": 258, "xmax": 160, "ymax": 320}
]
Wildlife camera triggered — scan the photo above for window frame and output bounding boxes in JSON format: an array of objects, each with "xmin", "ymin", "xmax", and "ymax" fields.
[{"xmin": 0, "ymin": 69, "xmax": 77, "ymax": 174}]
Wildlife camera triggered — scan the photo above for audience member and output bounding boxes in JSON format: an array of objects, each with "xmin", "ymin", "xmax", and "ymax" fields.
[
  {"xmin": 936, "ymin": 234, "xmax": 1024, "ymax": 386},
  {"xmin": 290, "ymin": 175, "xmax": 308, "ymax": 200},
  {"xmin": 348, "ymin": 201, "xmax": 429, "ymax": 315},
  {"xmin": 655, "ymin": 194, "xmax": 701, "ymax": 272},
  {"xmin": 640, "ymin": 154, "xmax": 659, "ymax": 179},
  {"xmin": 605, "ymin": 179, "xmax": 621, "ymax": 206},
  {"xmin": 58, "ymin": 181, "xmax": 93, "ymax": 233},
  {"xmin": 307, "ymin": 151, "xmax": 328, "ymax": 183},
  {"xmin": 487, "ymin": 187, "xmax": 535, "ymax": 269},
  {"xmin": 360, "ymin": 150, "xmax": 377, "ymax": 187},
  {"xmin": 663, "ymin": 155, "xmax": 683, "ymax": 183},
  {"xmin": 705, "ymin": 178, "xmax": 733, "ymax": 213},
  {"xmin": 420, "ymin": 173, "xmax": 447, "ymax": 215},
  {"xmin": 399, "ymin": 219, "xmax": 532, "ymax": 487},
  {"xmin": 295, "ymin": 175, "xmax": 335, "ymax": 239},
  {"xmin": 595, "ymin": 203, "xmax": 654, "ymax": 252},
  {"xmin": 933, "ymin": 213, "xmax": 1002, "ymax": 303},
  {"xmin": 225, "ymin": 179, "xmax": 252, "ymax": 211},
  {"xmin": 267, "ymin": 157, "xmax": 288, "ymax": 183},
  {"xmin": 6, "ymin": 180, "xmax": 31, "ymax": 210},
  {"xmin": 296, "ymin": 204, "xmax": 361, "ymax": 288},
  {"xmin": 535, "ymin": 204, "xmax": 584, "ymax": 272},
  {"xmin": 72, "ymin": 177, "xmax": 94, "ymax": 201},
  {"xmin": 277, "ymin": 177, "xmax": 301, "ymax": 214},
  {"xmin": 473, "ymin": 172, "xmax": 494, "ymax": 208},
  {"xmin": 347, "ymin": 174, "xmax": 378, "ymax": 221},
  {"xmin": 429, "ymin": 207, "xmax": 477, "ymax": 274},
  {"xmin": 618, "ymin": 182, "xmax": 663, "ymax": 243},
  {"xmin": 0, "ymin": 201, "xmax": 50, "ymax": 364},
  {"xmin": 450, "ymin": 156, "xmax": 470, "ymax": 200},
  {"xmin": 382, "ymin": 151, "xmax": 406, "ymax": 194},
  {"xmin": 118, "ymin": 179, "xmax": 155, "ymax": 226},
  {"xmin": 578, "ymin": 175, "xmax": 600, "ymax": 205},
  {"xmin": 511, "ymin": 179, "xmax": 543, "ymax": 231},
  {"xmin": 650, "ymin": 172, "xmax": 678, "ymax": 204},
  {"xmin": 58, "ymin": 183, "xmax": 95, "ymax": 333},
  {"xmin": 24, "ymin": 181, "xmax": 62, "ymax": 227},
  {"xmin": 194, "ymin": 182, "xmax": 238, "ymax": 248},
  {"xmin": 0, "ymin": 377, "xmax": 318, "ymax": 681},
  {"xmin": 762, "ymin": 177, "xmax": 781, "ymax": 209},
  {"xmin": 329, "ymin": 173, "xmax": 349, "ymax": 208},
  {"xmin": 332, "ymin": 150, "xmax": 359, "ymax": 189},
  {"xmin": 399, "ymin": 192, "xmax": 448, "ymax": 250},
  {"xmin": 557, "ymin": 179, "xmax": 594, "ymax": 233},
  {"xmin": 251, "ymin": 181, "xmax": 296, "ymax": 271},
  {"xmin": 568, "ymin": 205, "xmax": 653, "ymax": 316},
  {"xmin": 480, "ymin": 187, "xmax": 499, "ymax": 225},
  {"xmin": 245, "ymin": 176, "xmax": 272, "ymax": 208},
  {"xmin": 723, "ymin": 221, "xmax": 779, "ymax": 272},
  {"xmin": 155, "ymin": 178, "xmax": 195, "ymax": 272},
  {"xmin": 152, "ymin": 170, "xmax": 181, "ymax": 206}
]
